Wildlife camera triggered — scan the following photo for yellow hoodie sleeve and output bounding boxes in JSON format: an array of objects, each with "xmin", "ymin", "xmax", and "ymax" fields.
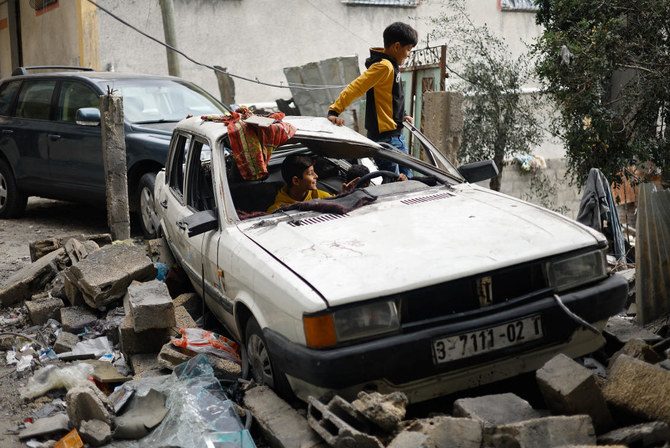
[{"xmin": 328, "ymin": 61, "xmax": 393, "ymax": 115}]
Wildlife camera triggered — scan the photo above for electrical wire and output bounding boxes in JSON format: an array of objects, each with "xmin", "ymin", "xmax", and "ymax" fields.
[{"xmin": 86, "ymin": 0, "xmax": 349, "ymax": 91}]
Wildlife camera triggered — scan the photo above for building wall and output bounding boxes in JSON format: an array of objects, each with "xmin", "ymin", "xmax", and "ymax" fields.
[{"xmin": 0, "ymin": 3, "xmax": 10, "ymax": 76}]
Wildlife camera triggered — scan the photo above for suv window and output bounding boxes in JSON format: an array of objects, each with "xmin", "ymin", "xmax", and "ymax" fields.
[
  {"xmin": 0, "ymin": 81, "xmax": 20, "ymax": 116},
  {"xmin": 16, "ymin": 81, "xmax": 56, "ymax": 120},
  {"xmin": 57, "ymin": 81, "xmax": 100, "ymax": 122}
]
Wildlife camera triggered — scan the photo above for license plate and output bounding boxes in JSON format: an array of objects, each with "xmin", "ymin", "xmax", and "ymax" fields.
[{"xmin": 432, "ymin": 315, "xmax": 543, "ymax": 364}]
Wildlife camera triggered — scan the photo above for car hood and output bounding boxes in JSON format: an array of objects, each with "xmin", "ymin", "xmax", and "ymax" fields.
[{"xmin": 239, "ymin": 184, "xmax": 602, "ymax": 307}]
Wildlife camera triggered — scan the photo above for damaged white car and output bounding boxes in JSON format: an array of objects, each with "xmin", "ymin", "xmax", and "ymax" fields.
[{"xmin": 154, "ymin": 114, "xmax": 627, "ymax": 403}]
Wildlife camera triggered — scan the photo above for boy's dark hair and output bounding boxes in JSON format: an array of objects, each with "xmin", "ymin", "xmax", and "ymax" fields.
[
  {"xmin": 281, "ymin": 154, "xmax": 314, "ymax": 185},
  {"xmin": 345, "ymin": 164, "xmax": 370, "ymax": 183},
  {"xmin": 383, "ymin": 22, "xmax": 418, "ymax": 48}
]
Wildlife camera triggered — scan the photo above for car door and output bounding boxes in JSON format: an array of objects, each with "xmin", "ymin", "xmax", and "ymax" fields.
[{"xmin": 47, "ymin": 80, "xmax": 105, "ymax": 201}]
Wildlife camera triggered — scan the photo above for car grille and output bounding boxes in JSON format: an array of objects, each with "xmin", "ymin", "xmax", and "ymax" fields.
[{"xmin": 398, "ymin": 262, "xmax": 548, "ymax": 328}]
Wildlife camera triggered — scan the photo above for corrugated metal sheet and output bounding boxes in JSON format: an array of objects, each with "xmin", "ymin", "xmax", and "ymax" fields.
[{"xmin": 635, "ymin": 183, "xmax": 670, "ymax": 324}]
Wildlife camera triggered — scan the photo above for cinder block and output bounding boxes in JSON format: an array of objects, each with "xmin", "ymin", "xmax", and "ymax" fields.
[
  {"xmin": 118, "ymin": 314, "xmax": 170, "ymax": 355},
  {"xmin": 26, "ymin": 297, "xmax": 65, "ymax": 325},
  {"xmin": 307, "ymin": 395, "xmax": 383, "ymax": 448},
  {"xmin": 60, "ymin": 306, "xmax": 98, "ymax": 333},
  {"xmin": 536, "ymin": 354, "xmax": 614, "ymax": 433},
  {"xmin": 453, "ymin": 393, "xmax": 542, "ymax": 427},
  {"xmin": 484, "ymin": 415, "xmax": 596, "ymax": 448},
  {"xmin": 54, "ymin": 331, "xmax": 80, "ymax": 354},
  {"xmin": 401, "ymin": 416, "xmax": 482, "ymax": 448},
  {"xmin": 157, "ymin": 342, "xmax": 195, "ymax": 370},
  {"xmin": 173, "ymin": 292, "xmax": 202, "ymax": 319},
  {"xmin": 125, "ymin": 280, "xmax": 175, "ymax": 332}
]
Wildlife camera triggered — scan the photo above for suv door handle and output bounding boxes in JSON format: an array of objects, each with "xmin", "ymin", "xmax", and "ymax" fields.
[
  {"xmin": 1, "ymin": 129, "xmax": 12, "ymax": 135},
  {"xmin": 48, "ymin": 134, "xmax": 61, "ymax": 141}
]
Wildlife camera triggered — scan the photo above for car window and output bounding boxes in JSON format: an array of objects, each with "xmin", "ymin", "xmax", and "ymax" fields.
[
  {"xmin": 186, "ymin": 139, "xmax": 215, "ymax": 212},
  {"xmin": 16, "ymin": 81, "xmax": 56, "ymax": 120},
  {"xmin": 167, "ymin": 133, "xmax": 191, "ymax": 200},
  {"xmin": 57, "ymin": 81, "xmax": 99, "ymax": 122},
  {"xmin": 0, "ymin": 81, "xmax": 21, "ymax": 116}
]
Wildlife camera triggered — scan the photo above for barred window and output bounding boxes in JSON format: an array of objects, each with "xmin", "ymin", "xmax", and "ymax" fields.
[{"xmin": 499, "ymin": 0, "xmax": 539, "ymax": 11}]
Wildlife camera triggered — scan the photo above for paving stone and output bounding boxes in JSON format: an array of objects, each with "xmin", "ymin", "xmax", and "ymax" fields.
[
  {"xmin": 453, "ymin": 393, "xmax": 542, "ymax": 427},
  {"xmin": 79, "ymin": 419, "xmax": 112, "ymax": 447},
  {"xmin": 25, "ymin": 297, "xmax": 65, "ymax": 325},
  {"xmin": 484, "ymin": 415, "xmax": 596, "ymax": 448},
  {"xmin": 536, "ymin": 353, "xmax": 614, "ymax": 433},
  {"xmin": 244, "ymin": 386, "xmax": 327, "ymax": 448},
  {"xmin": 64, "ymin": 243, "xmax": 156, "ymax": 308},
  {"xmin": 53, "ymin": 331, "xmax": 79, "ymax": 354},
  {"xmin": 603, "ymin": 355, "xmax": 670, "ymax": 424},
  {"xmin": 124, "ymin": 280, "xmax": 175, "ymax": 332},
  {"xmin": 0, "ymin": 248, "xmax": 66, "ymax": 306},
  {"xmin": 60, "ymin": 306, "xmax": 98, "ymax": 333},
  {"xmin": 608, "ymin": 338, "xmax": 663, "ymax": 367},
  {"xmin": 401, "ymin": 416, "xmax": 482, "ymax": 448},
  {"xmin": 307, "ymin": 395, "xmax": 383, "ymax": 448},
  {"xmin": 604, "ymin": 315, "xmax": 662, "ymax": 345},
  {"xmin": 118, "ymin": 314, "xmax": 170, "ymax": 355},
  {"xmin": 173, "ymin": 292, "xmax": 202, "ymax": 320},
  {"xmin": 66, "ymin": 385, "xmax": 113, "ymax": 428},
  {"xmin": 352, "ymin": 391, "xmax": 407, "ymax": 432},
  {"xmin": 598, "ymin": 421, "xmax": 670, "ymax": 447}
]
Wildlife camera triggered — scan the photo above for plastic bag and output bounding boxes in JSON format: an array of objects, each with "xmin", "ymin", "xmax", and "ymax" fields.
[
  {"xmin": 172, "ymin": 328, "xmax": 241, "ymax": 364},
  {"xmin": 20, "ymin": 363, "xmax": 95, "ymax": 400}
]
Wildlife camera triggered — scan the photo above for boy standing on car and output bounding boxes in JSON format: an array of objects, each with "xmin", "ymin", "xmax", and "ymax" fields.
[{"xmin": 327, "ymin": 22, "xmax": 418, "ymax": 178}]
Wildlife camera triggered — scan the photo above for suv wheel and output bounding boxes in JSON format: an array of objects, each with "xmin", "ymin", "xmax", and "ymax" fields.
[
  {"xmin": 138, "ymin": 172, "xmax": 158, "ymax": 239},
  {"xmin": 0, "ymin": 159, "xmax": 27, "ymax": 218}
]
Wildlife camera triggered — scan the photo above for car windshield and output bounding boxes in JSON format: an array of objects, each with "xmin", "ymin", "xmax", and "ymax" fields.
[{"xmin": 101, "ymin": 79, "xmax": 228, "ymax": 124}]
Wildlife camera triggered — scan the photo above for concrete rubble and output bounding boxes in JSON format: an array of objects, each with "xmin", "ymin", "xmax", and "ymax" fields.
[{"xmin": 2, "ymin": 234, "xmax": 670, "ymax": 447}]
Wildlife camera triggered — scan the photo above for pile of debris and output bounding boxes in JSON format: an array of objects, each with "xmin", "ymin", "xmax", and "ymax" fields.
[{"xmin": 0, "ymin": 234, "xmax": 254, "ymax": 447}]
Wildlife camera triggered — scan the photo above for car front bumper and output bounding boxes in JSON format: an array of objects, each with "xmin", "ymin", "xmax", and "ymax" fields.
[{"xmin": 264, "ymin": 274, "xmax": 628, "ymax": 402}]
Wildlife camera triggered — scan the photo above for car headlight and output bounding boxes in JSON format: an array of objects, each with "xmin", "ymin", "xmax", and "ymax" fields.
[
  {"xmin": 303, "ymin": 300, "xmax": 400, "ymax": 348},
  {"xmin": 547, "ymin": 250, "xmax": 607, "ymax": 292}
]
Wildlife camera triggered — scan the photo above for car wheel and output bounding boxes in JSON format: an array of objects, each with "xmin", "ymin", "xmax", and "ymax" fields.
[
  {"xmin": 245, "ymin": 317, "xmax": 293, "ymax": 399},
  {"xmin": 0, "ymin": 159, "xmax": 27, "ymax": 219},
  {"xmin": 138, "ymin": 172, "xmax": 158, "ymax": 239}
]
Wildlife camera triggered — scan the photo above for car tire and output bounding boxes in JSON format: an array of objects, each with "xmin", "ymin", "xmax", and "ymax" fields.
[
  {"xmin": 137, "ymin": 172, "xmax": 158, "ymax": 239},
  {"xmin": 245, "ymin": 317, "xmax": 293, "ymax": 399},
  {"xmin": 0, "ymin": 159, "xmax": 27, "ymax": 219}
]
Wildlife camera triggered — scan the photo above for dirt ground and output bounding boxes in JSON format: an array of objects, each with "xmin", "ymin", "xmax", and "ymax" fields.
[{"xmin": 0, "ymin": 198, "xmax": 116, "ymax": 447}]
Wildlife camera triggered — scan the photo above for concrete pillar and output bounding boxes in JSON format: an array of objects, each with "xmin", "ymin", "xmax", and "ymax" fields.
[
  {"xmin": 159, "ymin": 0, "xmax": 181, "ymax": 77},
  {"xmin": 100, "ymin": 94, "xmax": 130, "ymax": 241},
  {"xmin": 421, "ymin": 91, "xmax": 464, "ymax": 166}
]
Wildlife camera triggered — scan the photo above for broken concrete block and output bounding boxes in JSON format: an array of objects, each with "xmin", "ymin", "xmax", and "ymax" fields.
[
  {"xmin": 63, "ymin": 271, "xmax": 85, "ymax": 306},
  {"xmin": 307, "ymin": 395, "xmax": 384, "ymax": 448},
  {"xmin": 124, "ymin": 280, "xmax": 175, "ymax": 332},
  {"xmin": 598, "ymin": 421, "xmax": 670, "ymax": 447},
  {"xmin": 536, "ymin": 353, "xmax": 614, "ymax": 433},
  {"xmin": 174, "ymin": 305, "xmax": 196, "ymax": 328},
  {"xmin": 0, "ymin": 248, "xmax": 66, "ymax": 306},
  {"xmin": 173, "ymin": 292, "xmax": 202, "ymax": 319},
  {"xmin": 25, "ymin": 297, "xmax": 65, "ymax": 325},
  {"xmin": 146, "ymin": 236, "xmax": 175, "ymax": 267},
  {"xmin": 352, "ymin": 391, "xmax": 407, "ymax": 432},
  {"xmin": 29, "ymin": 237, "xmax": 61, "ymax": 262},
  {"xmin": 64, "ymin": 243, "xmax": 156, "ymax": 308},
  {"xmin": 387, "ymin": 430, "xmax": 435, "ymax": 448},
  {"xmin": 604, "ymin": 315, "xmax": 662, "ymax": 345},
  {"xmin": 243, "ymin": 386, "xmax": 327, "ymax": 448},
  {"xmin": 157, "ymin": 342, "xmax": 195, "ymax": 370},
  {"xmin": 64, "ymin": 238, "xmax": 99, "ymax": 264},
  {"xmin": 603, "ymin": 355, "xmax": 670, "ymax": 424},
  {"xmin": 79, "ymin": 419, "xmax": 112, "ymax": 447},
  {"xmin": 609, "ymin": 338, "xmax": 663, "ymax": 367},
  {"xmin": 53, "ymin": 331, "xmax": 79, "ymax": 354},
  {"xmin": 60, "ymin": 306, "xmax": 98, "ymax": 333},
  {"xmin": 18, "ymin": 413, "xmax": 70, "ymax": 440},
  {"xmin": 402, "ymin": 416, "xmax": 482, "ymax": 448},
  {"xmin": 453, "ymin": 393, "xmax": 542, "ymax": 427},
  {"xmin": 119, "ymin": 314, "xmax": 170, "ymax": 355},
  {"xmin": 484, "ymin": 415, "xmax": 596, "ymax": 448},
  {"xmin": 66, "ymin": 384, "xmax": 113, "ymax": 428},
  {"xmin": 129, "ymin": 353, "xmax": 163, "ymax": 378},
  {"xmin": 48, "ymin": 271, "xmax": 67, "ymax": 300}
]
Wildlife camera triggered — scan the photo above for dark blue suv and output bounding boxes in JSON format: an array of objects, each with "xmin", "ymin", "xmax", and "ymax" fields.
[{"xmin": 0, "ymin": 67, "xmax": 229, "ymax": 237}]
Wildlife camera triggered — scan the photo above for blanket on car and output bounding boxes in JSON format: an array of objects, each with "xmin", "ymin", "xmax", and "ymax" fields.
[
  {"xmin": 277, "ymin": 189, "xmax": 378, "ymax": 215},
  {"xmin": 202, "ymin": 108, "xmax": 296, "ymax": 180}
]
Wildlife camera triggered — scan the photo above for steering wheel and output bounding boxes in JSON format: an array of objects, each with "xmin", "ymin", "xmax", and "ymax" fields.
[{"xmin": 354, "ymin": 170, "xmax": 401, "ymax": 188}]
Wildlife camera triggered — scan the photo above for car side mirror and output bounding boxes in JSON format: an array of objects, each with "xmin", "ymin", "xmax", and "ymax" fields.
[
  {"xmin": 458, "ymin": 160, "xmax": 499, "ymax": 183},
  {"xmin": 75, "ymin": 107, "xmax": 101, "ymax": 126},
  {"xmin": 180, "ymin": 209, "xmax": 218, "ymax": 237}
]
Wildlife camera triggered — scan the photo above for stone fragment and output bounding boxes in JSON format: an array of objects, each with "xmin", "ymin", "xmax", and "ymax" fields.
[
  {"xmin": 484, "ymin": 415, "xmax": 596, "ymax": 448},
  {"xmin": 243, "ymin": 386, "xmax": 328, "ymax": 448},
  {"xmin": 60, "ymin": 306, "xmax": 98, "ymax": 333},
  {"xmin": 402, "ymin": 416, "xmax": 482, "ymax": 448},
  {"xmin": 157, "ymin": 342, "xmax": 195, "ymax": 370},
  {"xmin": 118, "ymin": 314, "xmax": 170, "ymax": 355},
  {"xmin": 609, "ymin": 338, "xmax": 663, "ymax": 367},
  {"xmin": 173, "ymin": 305, "xmax": 196, "ymax": 329},
  {"xmin": 18, "ymin": 413, "xmax": 70, "ymax": 440},
  {"xmin": 352, "ymin": 391, "xmax": 407, "ymax": 432},
  {"xmin": 66, "ymin": 385, "xmax": 113, "ymax": 428},
  {"xmin": 0, "ymin": 248, "xmax": 65, "ymax": 306},
  {"xmin": 146, "ymin": 236, "xmax": 175, "ymax": 267},
  {"xmin": 536, "ymin": 354, "xmax": 613, "ymax": 433},
  {"xmin": 53, "ymin": 331, "xmax": 79, "ymax": 354},
  {"xmin": 64, "ymin": 238, "xmax": 99, "ymax": 264},
  {"xmin": 63, "ymin": 272, "xmax": 85, "ymax": 306},
  {"xmin": 173, "ymin": 292, "xmax": 202, "ymax": 319},
  {"xmin": 598, "ymin": 421, "xmax": 670, "ymax": 447},
  {"xmin": 124, "ymin": 280, "xmax": 175, "ymax": 332},
  {"xmin": 64, "ymin": 243, "xmax": 156, "ymax": 308},
  {"xmin": 603, "ymin": 355, "xmax": 670, "ymax": 424},
  {"xmin": 129, "ymin": 353, "xmax": 163, "ymax": 378},
  {"xmin": 205, "ymin": 353, "xmax": 242, "ymax": 381},
  {"xmin": 387, "ymin": 431, "xmax": 434, "ymax": 448},
  {"xmin": 453, "ymin": 393, "xmax": 542, "ymax": 427},
  {"xmin": 79, "ymin": 419, "xmax": 112, "ymax": 446},
  {"xmin": 26, "ymin": 297, "xmax": 65, "ymax": 325},
  {"xmin": 48, "ymin": 271, "xmax": 67, "ymax": 300},
  {"xmin": 307, "ymin": 395, "xmax": 383, "ymax": 448},
  {"xmin": 604, "ymin": 316, "xmax": 662, "ymax": 345},
  {"xmin": 29, "ymin": 237, "xmax": 61, "ymax": 262}
]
